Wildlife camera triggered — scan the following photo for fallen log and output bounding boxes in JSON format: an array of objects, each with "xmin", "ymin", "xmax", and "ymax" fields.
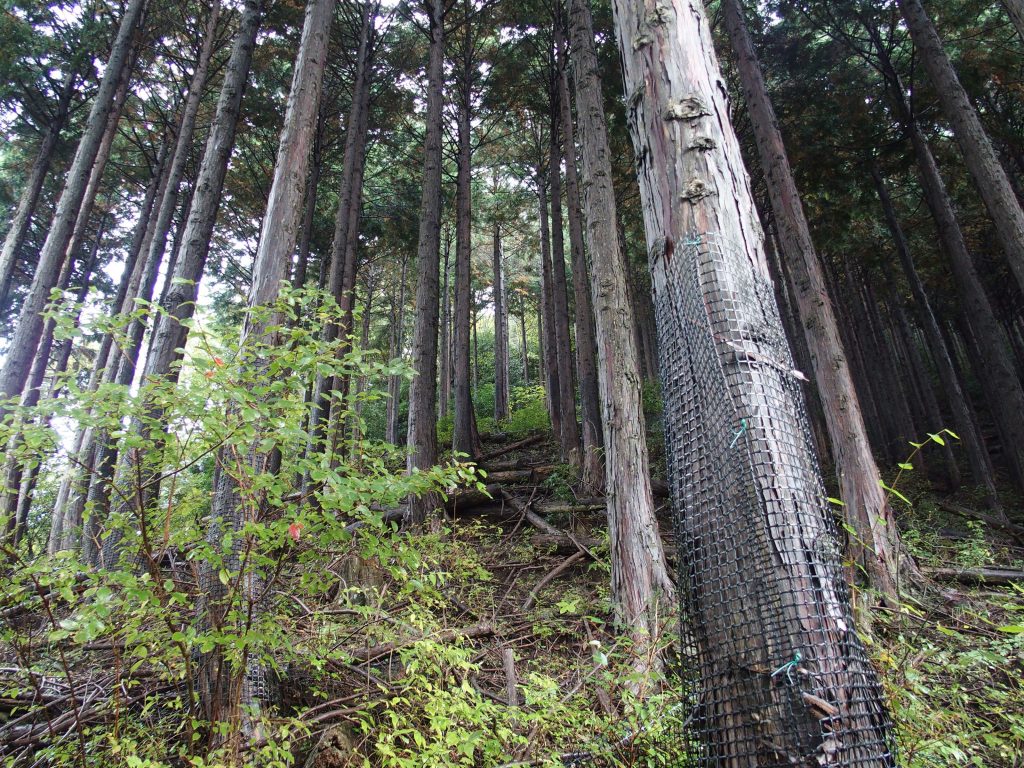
[
  {"xmin": 499, "ymin": 490, "xmax": 598, "ymax": 560},
  {"xmin": 534, "ymin": 500, "xmax": 606, "ymax": 515},
  {"xmin": 477, "ymin": 434, "xmax": 545, "ymax": 463},
  {"xmin": 484, "ymin": 465, "xmax": 558, "ymax": 485},
  {"xmin": 444, "ymin": 483, "xmax": 499, "ymax": 511},
  {"xmin": 938, "ymin": 501, "xmax": 1024, "ymax": 544},
  {"xmin": 923, "ymin": 566, "xmax": 1024, "ymax": 586}
]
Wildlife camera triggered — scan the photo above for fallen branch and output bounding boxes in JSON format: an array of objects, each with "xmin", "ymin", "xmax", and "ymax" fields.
[
  {"xmin": 522, "ymin": 551, "xmax": 587, "ymax": 610},
  {"xmin": 349, "ymin": 622, "xmax": 495, "ymax": 664},
  {"xmin": 923, "ymin": 566, "xmax": 1024, "ymax": 586},
  {"xmin": 499, "ymin": 490, "xmax": 598, "ymax": 561}
]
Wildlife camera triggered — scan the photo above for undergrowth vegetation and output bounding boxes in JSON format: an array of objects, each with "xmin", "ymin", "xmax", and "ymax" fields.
[{"xmin": 0, "ymin": 296, "xmax": 1022, "ymax": 766}]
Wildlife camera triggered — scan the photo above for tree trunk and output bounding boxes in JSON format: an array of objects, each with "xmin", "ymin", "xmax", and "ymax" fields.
[
  {"xmin": 0, "ymin": 0, "xmax": 147, "ymax": 419},
  {"xmin": 386, "ymin": 253, "xmax": 409, "ymax": 445},
  {"xmin": 201, "ymin": 0, "xmax": 334, "ymax": 736},
  {"xmin": 439, "ymin": 229, "xmax": 452, "ymax": 419},
  {"xmin": 519, "ymin": 294, "xmax": 530, "ymax": 387},
  {"xmin": 898, "ymin": 0, "xmax": 1024, "ymax": 297},
  {"xmin": 871, "ymin": 163, "xmax": 1000, "ymax": 507},
  {"xmin": 492, "ymin": 222, "xmax": 510, "ymax": 421},
  {"xmin": 97, "ymin": 0, "xmax": 264, "ymax": 563},
  {"xmin": 557, "ymin": 17, "xmax": 602, "ymax": 491},
  {"xmin": 1004, "ymin": 0, "xmax": 1024, "ymax": 42},
  {"xmin": 0, "ymin": 67, "xmax": 79, "ymax": 313},
  {"xmin": 309, "ymin": 2, "xmax": 375, "ymax": 454},
  {"xmin": 538, "ymin": 181, "xmax": 562, "ymax": 440},
  {"xmin": 722, "ymin": 0, "xmax": 905, "ymax": 598},
  {"xmin": 568, "ymin": 0, "xmax": 673, "ymax": 690},
  {"xmin": 609, "ymin": 0, "xmax": 894, "ymax": 761},
  {"xmin": 293, "ymin": 96, "xmax": 328, "ymax": 289},
  {"xmin": 906, "ymin": 115, "xmax": 1024, "ymax": 491},
  {"xmin": 548, "ymin": 92, "xmax": 580, "ymax": 463},
  {"xmin": 453, "ymin": 39, "xmax": 479, "ymax": 458},
  {"xmin": 404, "ymin": 0, "xmax": 446, "ymax": 526}
]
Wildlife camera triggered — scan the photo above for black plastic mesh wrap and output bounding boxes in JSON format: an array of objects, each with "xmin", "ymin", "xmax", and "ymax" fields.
[{"xmin": 654, "ymin": 233, "xmax": 895, "ymax": 767}]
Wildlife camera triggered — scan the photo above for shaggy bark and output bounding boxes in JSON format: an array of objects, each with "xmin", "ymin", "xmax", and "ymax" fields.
[
  {"xmin": 569, "ymin": 0, "xmax": 673, "ymax": 689},
  {"xmin": 547, "ymin": 92, "xmax": 580, "ymax": 463}
]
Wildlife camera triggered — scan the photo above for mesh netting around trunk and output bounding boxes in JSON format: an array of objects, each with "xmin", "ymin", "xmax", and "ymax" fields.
[{"xmin": 655, "ymin": 233, "xmax": 895, "ymax": 767}]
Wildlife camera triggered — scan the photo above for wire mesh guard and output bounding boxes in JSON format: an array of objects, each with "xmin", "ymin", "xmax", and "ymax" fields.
[{"xmin": 654, "ymin": 233, "xmax": 896, "ymax": 767}]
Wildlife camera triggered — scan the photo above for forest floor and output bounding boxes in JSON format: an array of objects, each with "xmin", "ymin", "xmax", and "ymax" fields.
[{"xmin": 1, "ymin": 427, "xmax": 1023, "ymax": 767}]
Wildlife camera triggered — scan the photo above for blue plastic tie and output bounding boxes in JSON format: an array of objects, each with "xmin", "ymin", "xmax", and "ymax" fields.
[
  {"xmin": 771, "ymin": 651, "xmax": 803, "ymax": 685},
  {"xmin": 728, "ymin": 418, "xmax": 748, "ymax": 449}
]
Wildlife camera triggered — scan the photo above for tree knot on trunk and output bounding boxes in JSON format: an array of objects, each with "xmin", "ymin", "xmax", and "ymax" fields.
[
  {"xmin": 688, "ymin": 135, "xmax": 717, "ymax": 151},
  {"xmin": 680, "ymin": 177, "xmax": 715, "ymax": 202},
  {"xmin": 664, "ymin": 96, "xmax": 710, "ymax": 121},
  {"xmin": 648, "ymin": 3, "xmax": 672, "ymax": 26},
  {"xmin": 633, "ymin": 33, "xmax": 653, "ymax": 50}
]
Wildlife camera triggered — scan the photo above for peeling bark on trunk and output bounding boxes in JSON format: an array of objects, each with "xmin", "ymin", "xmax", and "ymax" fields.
[
  {"xmin": 200, "ymin": 0, "xmax": 334, "ymax": 736},
  {"xmin": 548, "ymin": 91, "xmax": 580, "ymax": 463},
  {"xmin": 453, "ymin": 37, "xmax": 479, "ymax": 459},
  {"xmin": 569, "ymin": 0, "xmax": 673, "ymax": 690}
]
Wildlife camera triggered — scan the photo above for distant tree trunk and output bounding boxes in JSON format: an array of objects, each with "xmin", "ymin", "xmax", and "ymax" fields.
[
  {"xmin": 548, "ymin": 91, "xmax": 580, "ymax": 463},
  {"xmin": 610, "ymin": 0, "xmax": 894, "ymax": 761},
  {"xmin": 386, "ymin": 253, "xmax": 409, "ymax": 445},
  {"xmin": 2, "ymin": 214, "xmax": 105, "ymax": 547},
  {"xmin": 439, "ymin": 230, "xmax": 452, "ymax": 419},
  {"xmin": 870, "ymin": 32, "xmax": 1024, "ymax": 490},
  {"xmin": 1004, "ymin": 0, "xmax": 1024, "ymax": 41},
  {"xmin": 309, "ymin": 2, "xmax": 375, "ymax": 454},
  {"xmin": 721, "ymin": 0, "xmax": 906, "ymax": 598},
  {"xmin": 97, "ymin": 0, "xmax": 264, "ymax": 563},
  {"xmin": 405, "ymin": 0, "xmax": 446, "ymax": 526},
  {"xmin": 906, "ymin": 114, "xmax": 1024, "ymax": 491},
  {"xmin": 492, "ymin": 222, "xmax": 510, "ymax": 421},
  {"xmin": 871, "ymin": 163, "xmax": 1000, "ymax": 507},
  {"xmin": 200, "ymin": 0, "xmax": 334, "ymax": 736},
  {"xmin": 558, "ymin": 17, "xmax": 602, "ymax": 491},
  {"xmin": 897, "ymin": 0, "xmax": 1024, "ymax": 297},
  {"xmin": 538, "ymin": 181, "xmax": 562, "ymax": 440},
  {"xmin": 0, "ymin": 68, "xmax": 79, "ymax": 313},
  {"xmin": 0, "ymin": 0, "xmax": 147, "ymax": 420},
  {"xmin": 83, "ymin": 139, "xmax": 176, "ymax": 564},
  {"xmin": 569, "ymin": 0, "xmax": 673, "ymax": 688},
  {"xmin": 453, "ymin": 33, "xmax": 479, "ymax": 458},
  {"xmin": 519, "ymin": 294, "xmax": 530, "ymax": 387}
]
